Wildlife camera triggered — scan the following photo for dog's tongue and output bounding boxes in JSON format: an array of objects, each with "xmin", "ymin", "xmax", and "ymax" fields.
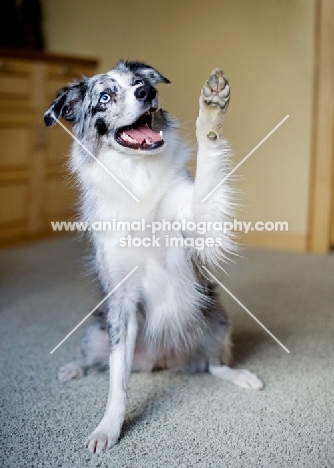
[{"xmin": 125, "ymin": 125, "xmax": 161, "ymax": 144}]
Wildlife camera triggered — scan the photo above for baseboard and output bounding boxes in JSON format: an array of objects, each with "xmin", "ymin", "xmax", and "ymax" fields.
[{"xmin": 237, "ymin": 231, "xmax": 307, "ymax": 252}]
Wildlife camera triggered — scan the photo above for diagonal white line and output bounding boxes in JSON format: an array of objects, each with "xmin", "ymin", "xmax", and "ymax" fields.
[
  {"xmin": 201, "ymin": 115, "xmax": 289, "ymax": 202},
  {"xmin": 52, "ymin": 115, "xmax": 140, "ymax": 203},
  {"xmin": 202, "ymin": 266, "xmax": 290, "ymax": 353},
  {"xmin": 50, "ymin": 266, "xmax": 139, "ymax": 354}
]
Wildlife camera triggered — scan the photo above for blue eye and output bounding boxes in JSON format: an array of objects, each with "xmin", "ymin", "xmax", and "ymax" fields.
[{"xmin": 99, "ymin": 93, "xmax": 111, "ymax": 103}]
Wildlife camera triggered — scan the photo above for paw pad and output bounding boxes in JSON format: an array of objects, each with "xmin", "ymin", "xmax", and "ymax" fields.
[
  {"xmin": 203, "ymin": 69, "xmax": 230, "ymax": 111},
  {"xmin": 207, "ymin": 131, "xmax": 218, "ymax": 140}
]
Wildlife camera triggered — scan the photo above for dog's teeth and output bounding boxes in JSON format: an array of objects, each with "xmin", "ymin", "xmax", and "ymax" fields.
[
  {"xmin": 160, "ymin": 131, "xmax": 163, "ymax": 139},
  {"xmin": 121, "ymin": 132, "xmax": 137, "ymax": 143}
]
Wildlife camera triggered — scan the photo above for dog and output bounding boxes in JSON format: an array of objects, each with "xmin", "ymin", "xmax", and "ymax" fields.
[{"xmin": 44, "ymin": 60, "xmax": 263, "ymax": 454}]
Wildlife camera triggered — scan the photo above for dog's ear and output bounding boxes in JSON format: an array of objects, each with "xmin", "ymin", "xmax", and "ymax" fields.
[
  {"xmin": 44, "ymin": 80, "xmax": 88, "ymax": 127},
  {"xmin": 116, "ymin": 60, "xmax": 171, "ymax": 86}
]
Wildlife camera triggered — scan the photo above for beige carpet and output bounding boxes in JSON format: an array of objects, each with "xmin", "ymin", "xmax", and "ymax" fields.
[{"xmin": 1, "ymin": 236, "xmax": 333, "ymax": 467}]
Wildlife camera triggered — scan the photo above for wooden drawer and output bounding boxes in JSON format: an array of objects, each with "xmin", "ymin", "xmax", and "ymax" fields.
[
  {"xmin": 0, "ymin": 50, "xmax": 97, "ymax": 246},
  {"xmin": 0, "ymin": 183, "xmax": 28, "ymax": 225},
  {"xmin": 46, "ymin": 63, "xmax": 96, "ymax": 102},
  {"xmin": 44, "ymin": 176, "xmax": 77, "ymax": 220},
  {"xmin": 0, "ymin": 127, "xmax": 31, "ymax": 168},
  {"xmin": 46, "ymin": 124, "xmax": 72, "ymax": 166},
  {"xmin": 0, "ymin": 113, "xmax": 32, "ymax": 170},
  {"xmin": 0, "ymin": 58, "xmax": 32, "ymax": 104}
]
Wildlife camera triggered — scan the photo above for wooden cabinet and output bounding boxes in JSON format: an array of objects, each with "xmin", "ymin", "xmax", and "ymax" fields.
[{"xmin": 0, "ymin": 49, "xmax": 97, "ymax": 246}]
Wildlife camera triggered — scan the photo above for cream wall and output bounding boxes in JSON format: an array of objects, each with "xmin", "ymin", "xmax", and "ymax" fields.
[{"xmin": 42, "ymin": 0, "xmax": 315, "ymax": 250}]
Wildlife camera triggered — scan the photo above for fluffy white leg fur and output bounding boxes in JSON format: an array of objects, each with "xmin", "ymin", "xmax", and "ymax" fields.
[
  {"xmin": 195, "ymin": 72, "xmax": 263, "ymax": 391},
  {"xmin": 193, "ymin": 69, "xmax": 234, "ymax": 257},
  {"xmin": 85, "ymin": 305, "xmax": 138, "ymax": 454}
]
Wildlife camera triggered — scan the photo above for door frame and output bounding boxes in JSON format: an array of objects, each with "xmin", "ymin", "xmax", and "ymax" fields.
[{"xmin": 308, "ymin": 0, "xmax": 334, "ymax": 253}]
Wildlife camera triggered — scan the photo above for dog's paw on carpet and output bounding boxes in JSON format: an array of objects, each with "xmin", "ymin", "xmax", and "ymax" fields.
[{"xmin": 58, "ymin": 361, "xmax": 83, "ymax": 381}]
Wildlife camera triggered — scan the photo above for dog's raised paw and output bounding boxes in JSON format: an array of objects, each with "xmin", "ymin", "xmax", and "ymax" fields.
[{"xmin": 202, "ymin": 69, "xmax": 230, "ymax": 112}]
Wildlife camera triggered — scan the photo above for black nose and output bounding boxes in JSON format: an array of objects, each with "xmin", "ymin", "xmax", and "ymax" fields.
[{"xmin": 134, "ymin": 85, "xmax": 156, "ymax": 103}]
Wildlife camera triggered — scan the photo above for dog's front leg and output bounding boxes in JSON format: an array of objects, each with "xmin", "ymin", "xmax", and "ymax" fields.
[
  {"xmin": 192, "ymin": 69, "xmax": 232, "ymax": 237},
  {"xmin": 85, "ymin": 293, "xmax": 138, "ymax": 453}
]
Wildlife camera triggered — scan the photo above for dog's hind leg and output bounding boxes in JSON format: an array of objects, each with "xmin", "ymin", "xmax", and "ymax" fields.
[
  {"xmin": 57, "ymin": 321, "xmax": 109, "ymax": 382},
  {"xmin": 209, "ymin": 324, "xmax": 263, "ymax": 391},
  {"xmin": 208, "ymin": 361, "xmax": 264, "ymax": 390},
  {"xmin": 180, "ymin": 331, "xmax": 250, "ymax": 382}
]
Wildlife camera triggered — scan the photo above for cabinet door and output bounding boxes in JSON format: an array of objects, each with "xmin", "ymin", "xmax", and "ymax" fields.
[
  {"xmin": 0, "ymin": 57, "xmax": 97, "ymax": 246},
  {"xmin": 0, "ymin": 113, "xmax": 32, "ymax": 243},
  {"xmin": 43, "ymin": 123, "xmax": 78, "ymax": 227},
  {"xmin": 0, "ymin": 58, "xmax": 32, "ymax": 111}
]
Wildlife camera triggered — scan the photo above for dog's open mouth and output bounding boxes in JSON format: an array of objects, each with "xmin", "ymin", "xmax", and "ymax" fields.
[{"xmin": 115, "ymin": 111, "xmax": 164, "ymax": 150}]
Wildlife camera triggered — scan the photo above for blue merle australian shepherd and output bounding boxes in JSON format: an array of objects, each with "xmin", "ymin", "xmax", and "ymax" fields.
[{"xmin": 44, "ymin": 60, "xmax": 263, "ymax": 453}]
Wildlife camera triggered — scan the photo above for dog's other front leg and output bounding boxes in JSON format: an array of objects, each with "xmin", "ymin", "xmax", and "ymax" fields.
[{"xmin": 85, "ymin": 293, "xmax": 138, "ymax": 454}]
